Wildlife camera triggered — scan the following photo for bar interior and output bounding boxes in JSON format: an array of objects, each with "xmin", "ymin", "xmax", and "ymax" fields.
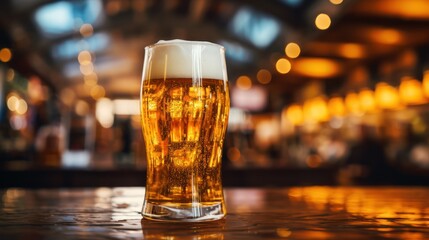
[{"xmin": 1, "ymin": 0, "xmax": 429, "ymax": 239}]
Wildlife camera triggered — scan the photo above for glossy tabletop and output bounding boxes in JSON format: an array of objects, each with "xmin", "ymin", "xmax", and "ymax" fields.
[{"xmin": 1, "ymin": 187, "xmax": 429, "ymax": 239}]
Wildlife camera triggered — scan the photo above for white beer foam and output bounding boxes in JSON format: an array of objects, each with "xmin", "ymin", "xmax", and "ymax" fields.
[{"xmin": 145, "ymin": 39, "xmax": 226, "ymax": 80}]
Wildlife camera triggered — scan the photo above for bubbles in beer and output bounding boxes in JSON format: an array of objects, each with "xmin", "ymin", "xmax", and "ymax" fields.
[{"xmin": 141, "ymin": 78, "xmax": 229, "ymax": 205}]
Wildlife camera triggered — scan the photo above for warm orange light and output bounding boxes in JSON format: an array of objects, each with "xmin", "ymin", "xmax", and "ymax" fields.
[
  {"xmin": 75, "ymin": 100, "xmax": 89, "ymax": 116},
  {"xmin": 327, "ymin": 97, "xmax": 345, "ymax": 117},
  {"xmin": 60, "ymin": 88, "xmax": 76, "ymax": 106},
  {"xmin": 303, "ymin": 97, "xmax": 329, "ymax": 122},
  {"xmin": 78, "ymin": 50, "xmax": 92, "ymax": 65},
  {"xmin": 15, "ymin": 99, "xmax": 28, "ymax": 115},
  {"xmin": 276, "ymin": 58, "xmax": 291, "ymax": 74},
  {"xmin": 284, "ymin": 104, "xmax": 304, "ymax": 125},
  {"xmin": 359, "ymin": 0, "xmax": 429, "ymax": 19},
  {"xmin": 375, "ymin": 82, "xmax": 401, "ymax": 109},
  {"xmin": 227, "ymin": 147, "xmax": 241, "ymax": 163},
  {"xmin": 293, "ymin": 58, "xmax": 341, "ymax": 78},
  {"xmin": 369, "ymin": 28, "xmax": 402, "ymax": 44},
  {"xmin": 338, "ymin": 43, "xmax": 365, "ymax": 59},
  {"xmin": 236, "ymin": 75, "xmax": 252, "ymax": 90},
  {"xmin": 28, "ymin": 76, "xmax": 44, "ymax": 104},
  {"xmin": 0, "ymin": 48, "xmax": 12, "ymax": 62},
  {"xmin": 399, "ymin": 77, "xmax": 426, "ymax": 105},
  {"xmin": 7, "ymin": 93, "xmax": 19, "ymax": 112},
  {"xmin": 84, "ymin": 72, "xmax": 98, "ymax": 86},
  {"xmin": 80, "ymin": 23, "xmax": 94, "ymax": 37},
  {"xmin": 80, "ymin": 62, "xmax": 94, "ymax": 75},
  {"xmin": 358, "ymin": 89, "xmax": 377, "ymax": 113},
  {"xmin": 6, "ymin": 93, "xmax": 28, "ymax": 115},
  {"xmin": 315, "ymin": 13, "xmax": 331, "ymax": 30},
  {"xmin": 345, "ymin": 92, "xmax": 362, "ymax": 115},
  {"xmin": 330, "ymin": 0, "xmax": 343, "ymax": 5},
  {"xmin": 285, "ymin": 42, "xmax": 301, "ymax": 59},
  {"xmin": 90, "ymin": 85, "xmax": 106, "ymax": 100},
  {"xmin": 423, "ymin": 70, "xmax": 429, "ymax": 97},
  {"xmin": 256, "ymin": 69, "xmax": 272, "ymax": 84}
]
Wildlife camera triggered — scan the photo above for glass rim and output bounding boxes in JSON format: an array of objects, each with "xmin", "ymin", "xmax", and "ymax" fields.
[{"xmin": 145, "ymin": 39, "xmax": 224, "ymax": 50}]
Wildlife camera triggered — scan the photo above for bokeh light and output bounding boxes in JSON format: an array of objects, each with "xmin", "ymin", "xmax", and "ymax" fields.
[
  {"xmin": 315, "ymin": 13, "xmax": 331, "ymax": 30},
  {"xmin": 90, "ymin": 85, "xmax": 106, "ymax": 100},
  {"xmin": 285, "ymin": 42, "xmax": 301, "ymax": 59},
  {"xmin": 78, "ymin": 50, "xmax": 92, "ymax": 65},
  {"xmin": 256, "ymin": 69, "xmax": 272, "ymax": 84},
  {"xmin": 0, "ymin": 48, "xmax": 12, "ymax": 62},
  {"xmin": 276, "ymin": 58, "xmax": 291, "ymax": 74},
  {"xmin": 236, "ymin": 75, "xmax": 252, "ymax": 90}
]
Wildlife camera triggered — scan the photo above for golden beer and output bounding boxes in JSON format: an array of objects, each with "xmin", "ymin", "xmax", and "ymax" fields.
[{"xmin": 140, "ymin": 40, "xmax": 229, "ymax": 221}]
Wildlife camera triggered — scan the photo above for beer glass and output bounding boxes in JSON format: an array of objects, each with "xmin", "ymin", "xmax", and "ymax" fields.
[{"xmin": 140, "ymin": 40, "xmax": 230, "ymax": 222}]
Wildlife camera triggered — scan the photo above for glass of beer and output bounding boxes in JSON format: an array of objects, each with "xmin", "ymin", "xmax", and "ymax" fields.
[{"xmin": 140, "ymin": 40, "xmax": 230, "ymax": 222}]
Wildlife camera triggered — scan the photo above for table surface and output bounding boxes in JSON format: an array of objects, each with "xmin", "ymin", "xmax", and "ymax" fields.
[{"xmin": 1, "ymin": 187, "xmax": 429, "ymax": 240}]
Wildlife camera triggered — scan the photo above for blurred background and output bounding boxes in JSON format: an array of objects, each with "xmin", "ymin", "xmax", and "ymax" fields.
[{"xmin": 1, "ymin": 0, "xmax": 429, "ymax": 187}]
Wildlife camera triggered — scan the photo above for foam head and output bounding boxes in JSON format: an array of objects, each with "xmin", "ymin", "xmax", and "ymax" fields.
[{"xmin": 143, "ymin": 40, "xmax": 227, "ymax": 81}]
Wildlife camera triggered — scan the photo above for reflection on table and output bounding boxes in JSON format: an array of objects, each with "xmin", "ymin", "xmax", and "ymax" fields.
[{"xmin": 1, "ymin": 187, "xmax": 429, "ymax": 239}]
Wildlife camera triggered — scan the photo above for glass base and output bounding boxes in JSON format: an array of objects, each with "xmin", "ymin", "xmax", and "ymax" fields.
[{"xmin": 141, "ymin": 201, "xmax": 226, "ymax": 222}]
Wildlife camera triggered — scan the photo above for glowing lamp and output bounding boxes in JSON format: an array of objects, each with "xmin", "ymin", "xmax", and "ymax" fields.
[
  {"xmin": 375, "ymin": 82, "xmax": 401, "ymax": 109},
  {"xmin": 358, "ymin": 89, "xmax": 377, "ymax": 113},
  {"xmin": 399, "ymin": 77, "xmax": 426, "ymax": 105},
  {"xmin": 345, "ymin": 92, "xmax": 362, "ymax": 115},
  {"xmin": 327, "ymin": 97, "xmax": 345, "ymax": 117},
  {"xmin": 303, "ymin": 97, "xmax": 329, "ymax": 122},
  {"xmin": 284, "ymin": 104, "xmax": 303, "ymax": 126}
]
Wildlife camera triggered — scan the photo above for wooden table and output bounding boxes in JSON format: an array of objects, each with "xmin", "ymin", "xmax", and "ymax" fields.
[{"xmin": 1, "ymin": 187, "xmax": 429, "ymax": 239}]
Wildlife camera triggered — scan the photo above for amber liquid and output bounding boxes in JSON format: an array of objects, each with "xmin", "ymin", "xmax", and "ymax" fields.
[{"xmin": 141, "ymin": 78, "xmax": 229, "ymax": 209}]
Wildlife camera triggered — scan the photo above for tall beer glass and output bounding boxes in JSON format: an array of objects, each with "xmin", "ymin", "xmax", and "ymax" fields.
[{"xmin": 140, "ymin": 40, "xmax": 230, "ymax": 222}]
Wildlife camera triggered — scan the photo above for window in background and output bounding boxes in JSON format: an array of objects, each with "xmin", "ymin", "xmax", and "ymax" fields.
[
  {"xmin": 229, "ymin": 7, "xmax": 280, "ymax": 48},
  {"xmin": 34, "ymin": 0, "xmax": 103, "ymax": 37}
]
